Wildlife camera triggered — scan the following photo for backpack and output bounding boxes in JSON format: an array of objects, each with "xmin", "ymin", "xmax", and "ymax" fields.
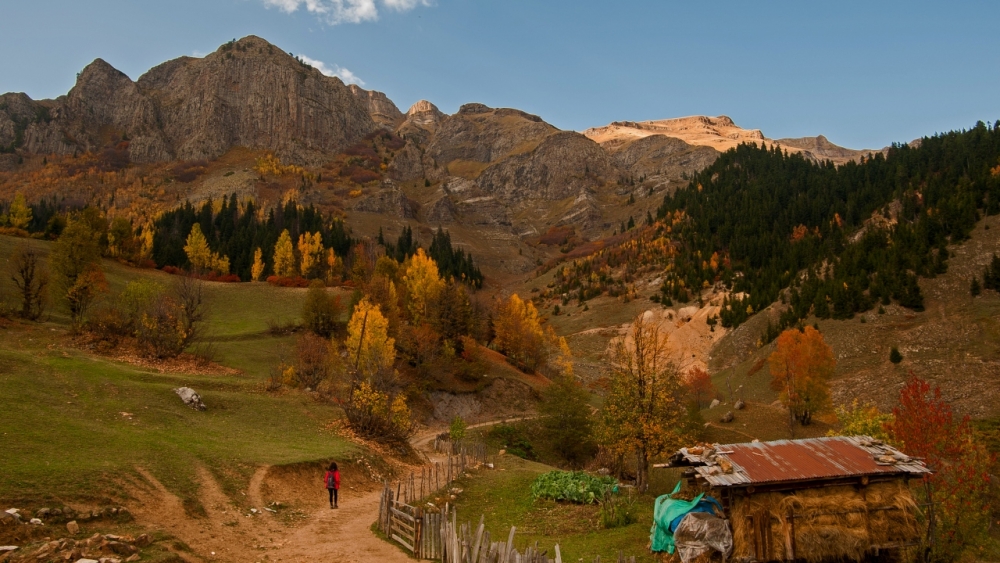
[{"xmin": 326, "ymin": 472, "xmax": 336, "ymax": 489}]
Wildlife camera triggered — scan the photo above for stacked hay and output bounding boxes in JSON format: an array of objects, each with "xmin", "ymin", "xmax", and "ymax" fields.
[{"xmin": 729, "ymin": 482, "xmax": 920, "ymax": 563}]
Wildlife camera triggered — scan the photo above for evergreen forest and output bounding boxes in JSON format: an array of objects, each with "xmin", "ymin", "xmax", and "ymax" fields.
[{"xmin": 655, "ymin": 121, "xmax": 1000, "ymax": 337}]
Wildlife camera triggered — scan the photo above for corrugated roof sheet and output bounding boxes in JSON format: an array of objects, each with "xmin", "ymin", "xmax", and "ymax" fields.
[{"xmin": 674, "ymin": 436, "xmax": 930, "ymax": 488}]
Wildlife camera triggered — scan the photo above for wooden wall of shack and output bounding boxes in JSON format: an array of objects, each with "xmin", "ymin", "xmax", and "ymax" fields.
[{"xmin": 678, "ymin": 470, "xmax": 927, "ymax": 563}]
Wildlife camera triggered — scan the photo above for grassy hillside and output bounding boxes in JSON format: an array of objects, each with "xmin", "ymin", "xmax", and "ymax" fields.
[{"xmin": 0, "ymin": 234, "xmax": 357, "ymax": 509}]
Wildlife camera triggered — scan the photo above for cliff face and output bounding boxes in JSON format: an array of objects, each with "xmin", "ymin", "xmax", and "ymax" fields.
[
  {"xmin": 608, "ymin": 134, "xmax": 719, "ymax": 184},
  {"xmin": 14, "ymin": 36, "xmax": 381, "ymax": 165},
  {"xmin": 349, "ymin": 84, "xmax": 404, "ymax": 130},
  {"xmin": 137, "ymin": 36, "xmax": 377, "ymax": 164}
]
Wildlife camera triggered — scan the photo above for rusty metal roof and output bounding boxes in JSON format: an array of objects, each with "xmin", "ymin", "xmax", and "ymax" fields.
[{"xmin": 672, "ymin": 436, "xmax": 930, "ymax": 488}]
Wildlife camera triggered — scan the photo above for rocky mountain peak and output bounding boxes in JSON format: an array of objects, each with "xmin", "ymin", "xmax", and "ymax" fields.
[{"xmin": 407, "ymin": 100, "xmax": 441, "ymax": 116}]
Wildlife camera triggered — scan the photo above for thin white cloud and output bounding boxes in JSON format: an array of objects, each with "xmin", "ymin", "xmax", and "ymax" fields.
[
  {"xmin": 261, "ymin": 0, "xmax": 429, "ymax": 24},
  {"xmin": 298, "ymin": 55, "xmax": 365, "ymax": 86},
  {"xmin": 381, "ymin": 0, "xmax": 431, "ymax": 11}
]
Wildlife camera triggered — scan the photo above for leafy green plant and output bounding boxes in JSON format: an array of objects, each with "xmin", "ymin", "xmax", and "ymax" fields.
[{"xmin": 530, "ymin": 470, "xmax": 616, "ymax": 504}]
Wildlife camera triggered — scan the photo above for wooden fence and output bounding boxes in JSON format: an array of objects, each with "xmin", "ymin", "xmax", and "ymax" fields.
[{"xmin": 377, "ymin": 439, "xmax": 635, "ymax": 562}]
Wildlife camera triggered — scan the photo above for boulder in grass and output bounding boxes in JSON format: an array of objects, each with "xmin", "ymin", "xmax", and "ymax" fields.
[
  {"xmin": 66, "ymin": 520, "xmax": 80, "ymax": 534},
  {"xmin": 720, "ymin": 411, "xmax": 734, "ymax": 423},
  {"xmin": 174, "ymin": 387, "xmax": 206, "ymax": 411}
]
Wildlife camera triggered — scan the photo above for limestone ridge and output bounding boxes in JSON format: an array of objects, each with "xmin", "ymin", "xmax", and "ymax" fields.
[{"xmin": 6, "ymin": 36, "xmax": 383, "ymax": 165}]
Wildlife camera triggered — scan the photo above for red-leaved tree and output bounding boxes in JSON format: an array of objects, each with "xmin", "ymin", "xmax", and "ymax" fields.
[
  {"xmin": 887, "ymin": 376, "xmax": 995, "ymax": 561},
  {"xmin": 685, "ymin": 367, "xmax": 717, "ymax": 408}
]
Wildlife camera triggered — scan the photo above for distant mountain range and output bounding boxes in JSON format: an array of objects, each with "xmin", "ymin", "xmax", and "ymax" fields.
[{"xmin": 0, "ymin": 35, "xmax": 878, "ymax": 269}]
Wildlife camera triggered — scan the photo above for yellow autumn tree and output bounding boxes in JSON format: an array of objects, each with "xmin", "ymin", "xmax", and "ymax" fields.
[
  {"xmin": 597, "ymin": 313, "xmax": 687, "ymax": 492},
  {"xmin": 184, "ymin": 223, "xmax": 228, "ymax": 275},
  {"xmin": 402, "ymin": 248, "xmax": 444, "ymax": 325},
  {"xmin": 272, "ymin": 229, "xmax": 296, "ymax": 278},
  {"xmin": 8, "ymin": 192, "xmax": 32, "ymax": 230},
  {"xmin": 298, "ymin": 232, "xmax": 325, "ymax": 279},
  {"xmin": 183, "ymin": 224, "xmax": 213, "ymax": 273},
  {"xmin": 251, "ymin": 247, "xmax": 266, "ymax": 281},
  {"xmin": 346, "ymin": 298, "xmax": 396, "ymax": 390},
  {"xmin": 491, "ymin": 293, "xmax": 547, "ymax": 371}
]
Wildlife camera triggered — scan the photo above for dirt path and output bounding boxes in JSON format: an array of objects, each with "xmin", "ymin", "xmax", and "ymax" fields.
[
  {"xmin": 120, "ymin": 425, "xmax": 464, "ymax": 563},
  {"xmin": 118, "ymin": 418, "xmax": 522, "ymax": 562},
  {"xmin": 265, "ymin": 487, "xmax": 410, "ymax": 563}
]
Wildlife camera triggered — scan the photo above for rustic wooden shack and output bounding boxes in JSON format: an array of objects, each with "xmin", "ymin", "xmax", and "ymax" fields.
[{"xmin": 661, "ymin": 436, "xmax": 932, "ymax": 563}]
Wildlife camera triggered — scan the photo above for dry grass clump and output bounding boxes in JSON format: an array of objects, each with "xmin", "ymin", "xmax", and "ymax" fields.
[{"xmin": 729, "ymin": 482, "xmax": 920, "ymax": 563}]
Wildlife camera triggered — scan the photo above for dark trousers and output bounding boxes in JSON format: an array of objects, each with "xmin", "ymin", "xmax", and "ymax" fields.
[{"xmin": 328, "ymin": 488, "xmax": 338, "ymax": 505}]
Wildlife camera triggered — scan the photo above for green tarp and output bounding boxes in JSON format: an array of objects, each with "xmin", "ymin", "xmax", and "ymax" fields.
[{"xmin": 650, "ymin": 481, "xmax": 705, "ymax": 553}]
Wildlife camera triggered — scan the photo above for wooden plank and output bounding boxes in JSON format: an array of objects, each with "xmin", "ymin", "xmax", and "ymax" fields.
[{"xmin": 392, "ymin": 533, "xmax": 414, "ymax": 552}]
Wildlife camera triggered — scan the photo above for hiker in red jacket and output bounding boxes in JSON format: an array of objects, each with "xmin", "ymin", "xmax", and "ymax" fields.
[{"xmin": 324, "ymin": 462, "xmax": 340, "ymax": 508}]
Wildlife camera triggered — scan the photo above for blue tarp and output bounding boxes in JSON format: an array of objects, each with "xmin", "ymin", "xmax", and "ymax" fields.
[{"xmin": 650, "ymin": 481, "xmax": 723, "ymax": 553}]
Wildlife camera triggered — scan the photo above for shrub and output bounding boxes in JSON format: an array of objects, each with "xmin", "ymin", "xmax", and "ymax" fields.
[
  {"xmin": 294, "ymin": 332, "xmax": 333, "ymax": 389},
  {"xmin": 343, "ymin": 382, "xmax": 413, "ymax": 446},
  {"xmin": 530, "ymin": 471, "xmax": 616, "ymax": 504},
  {"xmin": 135, "ymin": 295, "xmax": 187, "ymax": 358},
  {"xmin": 889, "ymin": 347, "xmax": 903, "ymax": 364},
  {"xmin": 302, "ymin": 280, "xmax": 343, "ymax": 337},
  {"xmin": 449, "ymin": 416, "xmax": 467, "ymax": 442},
  {"xmin": 266, "ymin": 275, "xmax": 310, "ymax": 288}
]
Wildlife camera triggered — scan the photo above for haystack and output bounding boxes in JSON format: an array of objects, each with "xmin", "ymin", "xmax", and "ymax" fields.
[{"xmin": 729, "ymin": 482, "xmax": 921, "ymax": 563}]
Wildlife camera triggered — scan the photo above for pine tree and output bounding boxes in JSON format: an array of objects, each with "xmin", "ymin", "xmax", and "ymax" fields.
[{"xmin": 970, "ymin": 276, "xmax": 982, "ymax": 297}]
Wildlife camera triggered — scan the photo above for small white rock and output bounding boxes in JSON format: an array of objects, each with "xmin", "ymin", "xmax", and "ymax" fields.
[{"xmin": 29, "ymin": 518, "xmax": 42, "ymax": 525}]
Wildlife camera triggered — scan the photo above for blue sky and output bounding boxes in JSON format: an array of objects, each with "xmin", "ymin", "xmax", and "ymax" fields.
[{"xmin": 1, "ymin": 1, "xmax": 997, "ymax": 149}]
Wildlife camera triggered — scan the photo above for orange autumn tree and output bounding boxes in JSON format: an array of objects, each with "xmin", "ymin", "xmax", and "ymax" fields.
[
  {"xmin": 768, "ymin": 326, "xmax": 834, "ymax": 432},
  {"xmin": 685, "ymin": 366, "xmax": 717, "ymax": 408}
]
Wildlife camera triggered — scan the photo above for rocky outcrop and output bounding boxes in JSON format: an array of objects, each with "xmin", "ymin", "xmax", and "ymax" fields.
[
  {"xmin": 397, "ymin": 100, "xmax": 445, "ymax": 147},
  {"xmin": 608, "ymin": 134, "xmax": 719, "ymax": 181},
  {"xmin": 775, "ymin": 134, "xmax": 877, "ymax": 164},
  {"xmin": 477, "ymin": 131, "xmax": 614, "ymax": 201},
  {"xmin": 0, "ymin": 93, "xmax": 46, "ymax": 151},
  {"xmin": 12, "ymin": 36, "xmax": 379, "ymax": 165},
  {"xmin": 23, "ymin": 59, "xmax": 170, "ymax": 162},
  {"xmin": 426, "ymin": 103, "xmax": 556, "ymax": 167},
  {"xmin": 351, "ymin": 181, "xmax": 418, "ymax": 218},
  {"xmin": 349, "ymin": 84, "xmax": 404, "ymax": 129}
]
